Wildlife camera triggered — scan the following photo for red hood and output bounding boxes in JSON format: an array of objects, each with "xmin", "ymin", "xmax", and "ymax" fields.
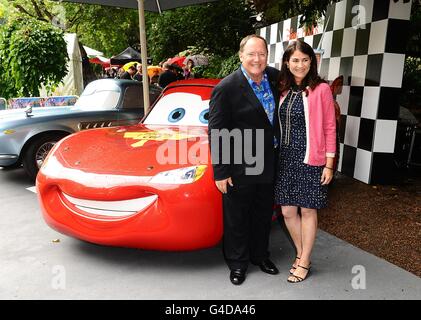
[{"xmin": 51, "ymin": 124, "xmax": 210, "ymax": 176}]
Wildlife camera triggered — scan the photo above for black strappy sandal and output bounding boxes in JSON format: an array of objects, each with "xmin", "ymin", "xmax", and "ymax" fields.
[
  {"xmin": 287, "ymin": 264, "xmax": 311, "ymax": 283},
  {"xmin": 289, "ymin": 256, "xmax": 300, "ymax": 275}
]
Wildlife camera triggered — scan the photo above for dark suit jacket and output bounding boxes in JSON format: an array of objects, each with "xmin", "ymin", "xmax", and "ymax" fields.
[
  {"xmin": 120, "ymin": 71, "xmax": 133, "ymax": 80},
  {"xmin": 208, "ymin": 66, "xmax": 280, "ymax": 184},
  {"xmin": 158, "ymin": 70, "xmax": 178, "ymax": 88}
]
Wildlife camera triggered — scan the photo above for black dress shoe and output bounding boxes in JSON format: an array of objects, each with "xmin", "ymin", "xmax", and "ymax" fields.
[
  {"xmin": 255, "ymin": 259, "xmax": 279, "ymax": 275},
  {"xmin": 230, "ymin": 269, "xmax": 247, "ymax": 285}
]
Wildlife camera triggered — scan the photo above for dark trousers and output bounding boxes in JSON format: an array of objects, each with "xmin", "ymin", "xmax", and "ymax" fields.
[{"xmin": 222, "ymin": 182, "xmax": 274, "ymax": 270}]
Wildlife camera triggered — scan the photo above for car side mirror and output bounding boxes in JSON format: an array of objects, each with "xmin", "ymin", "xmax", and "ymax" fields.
[{"xmin": 24, "ymin": 105, "xmax": 33, "ymax": 117}]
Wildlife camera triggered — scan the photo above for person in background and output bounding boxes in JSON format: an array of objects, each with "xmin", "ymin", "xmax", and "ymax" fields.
[
  {"xmin": 133, "ymin": 64, "xmax": 143, "ymax": 82},
  {"xmin": 120, "ymin": 65, "xmax": 137, "ymax": 80},
  {"xmin": 275, "ymin": 40, "xmax": 336, "ymax": 283},
  {"xmin": 150, "ymin": 74, "xmax": 160, "ymax": 87},
  {"xmin": 183, "ymin": 59, "xmax": 195, "ymax": 79},
  {"xmin": 116, "ymin": 67, "xmax": 125, "ymax": 79},
  {"xmin": 158, "ymin": 62, "xmax": 178, "ymax": 88}
]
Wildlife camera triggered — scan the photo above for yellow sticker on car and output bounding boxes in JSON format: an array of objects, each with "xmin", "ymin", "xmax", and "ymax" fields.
[{"xmin": 124, "ymin": 131, "xmax": 197, "ymax": 147}]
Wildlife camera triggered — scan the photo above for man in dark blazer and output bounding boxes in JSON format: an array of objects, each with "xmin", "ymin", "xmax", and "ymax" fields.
[
  {"xmin": 120, "ymin": 65, "xmax": 137, "ymax": 80},
  {"xmin": 158, "ymin": 62, "xmax": 178, "ymax": 88},
  {"xmin": 208, "ymin": 35, "xmax": 280, "ymax": 285}
]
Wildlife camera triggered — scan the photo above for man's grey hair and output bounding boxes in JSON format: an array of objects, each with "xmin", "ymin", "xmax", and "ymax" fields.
[{"xmin": 238, "ymin": 34, "xmax": 268, "ymax": 54}]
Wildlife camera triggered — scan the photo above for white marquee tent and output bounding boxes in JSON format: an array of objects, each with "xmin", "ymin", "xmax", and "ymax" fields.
[{"xmin": 40, "ymin": 33, "xmax": 84, "ymax": 97}]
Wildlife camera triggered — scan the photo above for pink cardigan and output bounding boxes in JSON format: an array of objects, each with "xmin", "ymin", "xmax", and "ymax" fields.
[{"xmin": 279, "ymin": 82, "xmax": 336, "ymax": 166}]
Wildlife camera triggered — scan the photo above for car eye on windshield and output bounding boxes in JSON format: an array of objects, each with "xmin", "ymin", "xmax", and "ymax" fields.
[
  {"xmin": 168, "ymin": 108, "xmax": 186, "ymax": 123},
  {"xmin": 199, "ymin": 109, "xmax": 209, "ymax": 124}
]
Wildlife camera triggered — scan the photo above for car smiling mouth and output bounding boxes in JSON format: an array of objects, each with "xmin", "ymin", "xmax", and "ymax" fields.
[{"xmin": 60, "ymin": 192, "xmax": 158, "ymax": 221}]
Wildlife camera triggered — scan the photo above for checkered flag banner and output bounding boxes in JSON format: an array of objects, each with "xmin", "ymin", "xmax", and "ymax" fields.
[{"xmin": 259, "ymin": 0, "xmax": 413, "ymax": 184}]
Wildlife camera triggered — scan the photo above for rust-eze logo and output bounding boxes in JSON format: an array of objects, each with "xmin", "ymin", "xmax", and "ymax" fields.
[{"xmin": 124, "ymin": 131, "xmax": 198, "ymax": 148}]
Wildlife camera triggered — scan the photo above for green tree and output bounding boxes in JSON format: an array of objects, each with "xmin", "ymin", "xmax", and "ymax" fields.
[
  {"xmin": 147, "ymin": 0, "xmax": 254, "ymax": 63},
  {"xmin": 401, "ymin": 0, "xmax": 421, "ymax": 117},
  {"xmin": 0, "ymin": 17, "xmax": 68, "ymax": 98},
  {"xmin": 67, "ymin": 5, "xmax": 143, "ymax": 57},
  {"xmin": 1, "ymin": 0, "xmax": 253, "ymax": 69},
  {"xmin": 4, "ymin": 0, "xmax": 82, "ymax": 29},
  {"xmin": 2, "ymin": 0, "xmax": 152, "ymax": 59},
  {"xmin": 251, "ymin": 0, "xmax": 339, "ymax": 27}
]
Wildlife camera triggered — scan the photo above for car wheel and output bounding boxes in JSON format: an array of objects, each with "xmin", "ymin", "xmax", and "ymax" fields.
[
  {"xmin": 23, "ymin": 133, "xmax": 67, "ymax": 180},
  {"xmin": 1, "ymin": 161, "xmax": 22, "ymax": 170}
]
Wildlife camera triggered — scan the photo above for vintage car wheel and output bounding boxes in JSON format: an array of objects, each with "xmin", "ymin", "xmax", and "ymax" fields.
[
  {"xmin": 23, "ymin": 133, "xmax": 67, "ymax": 180},
  {"xmin": 1, "ymin": 161, "xmax": 22, "ymax": 170}
]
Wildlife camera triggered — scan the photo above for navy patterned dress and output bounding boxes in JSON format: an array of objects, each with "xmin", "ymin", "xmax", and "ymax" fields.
[{"xmin": 274, "ymin": 89, "xmax": 328, "ymax": 209}]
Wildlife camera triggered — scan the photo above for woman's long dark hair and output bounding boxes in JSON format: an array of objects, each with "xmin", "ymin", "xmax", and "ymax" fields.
[{"xmin": 279, "ymin": 40, "xmax": 325, "ymax": 94}]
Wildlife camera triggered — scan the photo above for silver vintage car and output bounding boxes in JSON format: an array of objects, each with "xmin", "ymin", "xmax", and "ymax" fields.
[{"xmin": 0, "ymin": 79, "xmax": 161, "ymax": 180}]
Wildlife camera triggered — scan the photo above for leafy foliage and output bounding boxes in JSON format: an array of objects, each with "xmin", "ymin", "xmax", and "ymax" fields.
[
  {"xmin": 401, "ymin": 1, "xmax": 421, "ymax": 117},
  {"xmin": 192, "ymin": 55, "xmax": 225, "ymax": 79},
  {"xmin": 147, "ymin": 0, "xmax": 254, "ymax": 64},
  {"xmin": 0, "ymin": 1, "xmax": 9, "ymax": 25},
  {"xmin": 217, "ymin": 54, "xmax": 241, "ymax": 78},
  {"xmin": 406, "ymin": 0, "xmax": 421, "ymax": 58},
  {"xmin": 252, "ymin": 0, "xmax": 338, "ymax": 27},
  {"xmin": 402, "ymin": 57, "xmax": 421, "ymax": 108},
  {"xmin": 0, "ymin": 17, "xmax": 68, "ymax": 98},
  {"xmin": 67, "ymin": 5, "xmax": 142, "ymax": 57},
  {"xmin": 4, "ymin": 0, "xmax": 81, "ymax": 29},
  {"xmin": 0, "ymin": 0, "xmax": 141, "ymax": 58},
  {"xmin": 3, "ymin": 0, "xmax": 419, "ymax": 92},
  {"xmin": 188, "ymin": 53, "xmax": 240, "ymax": 79}
]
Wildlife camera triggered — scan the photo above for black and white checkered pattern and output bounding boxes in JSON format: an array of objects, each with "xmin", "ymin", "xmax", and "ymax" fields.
[{"xmin": 259, "ymin": 0, "xmax": 413, "ymax": 184}]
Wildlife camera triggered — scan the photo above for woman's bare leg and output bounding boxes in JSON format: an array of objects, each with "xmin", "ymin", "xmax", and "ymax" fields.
[
  {"xmin": 289, "ymin": 207, "xmax": 317, "ymax": 281},
  {"xmin": 281, "ymin": 206, "xmax": 302, "ymax": 272}
]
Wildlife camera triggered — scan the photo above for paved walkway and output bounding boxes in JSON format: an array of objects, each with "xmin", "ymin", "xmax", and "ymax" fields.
[{"xmin": 0, "ymin": 167, "xmax": 420, "ymax": 300}]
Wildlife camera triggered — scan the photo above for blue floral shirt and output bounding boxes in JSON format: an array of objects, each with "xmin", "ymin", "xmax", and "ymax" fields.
[{"xmin": 241, "ymin": 65, "xmax": 276, "ymax": 125}]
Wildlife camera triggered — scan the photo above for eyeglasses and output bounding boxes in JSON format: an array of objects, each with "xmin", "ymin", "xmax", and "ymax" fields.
[{"xmin": 244, "ymin": 52, "xmax": 267, "ymax": 59}]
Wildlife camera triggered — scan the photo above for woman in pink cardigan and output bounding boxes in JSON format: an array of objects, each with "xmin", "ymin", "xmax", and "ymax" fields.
[{"xmin": 275, "ymin": 40, "xmax": 336, "ymax": 283}]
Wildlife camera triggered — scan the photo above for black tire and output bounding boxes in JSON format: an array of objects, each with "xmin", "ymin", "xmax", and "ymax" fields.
[
  {"xmin": 1, "ymin": 161, "xmax": 22, "ymax": 170},
  {"xmin": 23, "ymin": 133, "xmax": 67, "ymax": 180}
]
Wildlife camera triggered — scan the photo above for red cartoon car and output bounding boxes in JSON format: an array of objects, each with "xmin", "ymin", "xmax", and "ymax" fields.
[{"xmin": 36, "ymin": 79, "xmax": 224, "ymax": 250}]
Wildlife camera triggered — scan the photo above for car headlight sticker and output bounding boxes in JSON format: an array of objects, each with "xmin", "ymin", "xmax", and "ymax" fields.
[{"xmin": 149, "ymin": 165, "xmax": 207, "ymax": 184}]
